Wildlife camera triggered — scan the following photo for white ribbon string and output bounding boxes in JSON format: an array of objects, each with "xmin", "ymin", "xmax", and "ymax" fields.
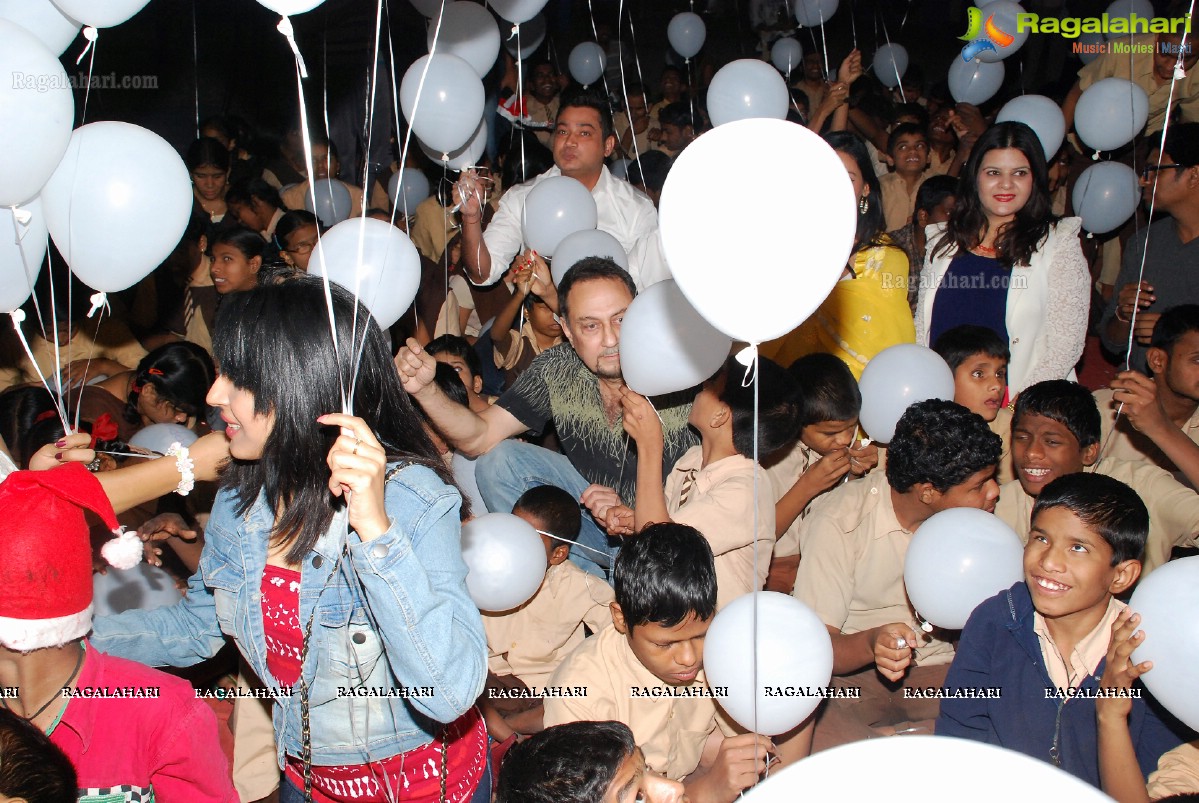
[
  {"xmin": 74, "ymin": 26, "xmax": 97, "ymax": 66},
  {"xmin": 277, "ymin": 16, "xmax": 309, "ymax": 78},
  {"xmin": 535, "ymin": 530, "xmax": 613, "ymax": 561},
  {"xmin": 8, "ymin": 311, "xmax": 72, "ymax": 433}
]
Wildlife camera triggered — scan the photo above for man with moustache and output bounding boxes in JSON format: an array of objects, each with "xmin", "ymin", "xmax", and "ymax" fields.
[{"xmin": 395, "ymin": 258, "xmax": 696, "ymax": 579}]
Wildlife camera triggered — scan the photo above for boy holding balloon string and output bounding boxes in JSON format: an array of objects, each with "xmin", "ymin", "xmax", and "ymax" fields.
[
  {"xmin": 544, "ymin": 524, "xmax": 811, "ymax": 802},
  {"xmin": 938, "ymin": 473, "xmax": 1190, "ymax": 789},
  {"xmin": 793, "ymin": 399, "xmax": 1002, "ymax": 751},
  {"xmin": 606, "ymin": 355, "xmax": 800, "ymax": 611}
]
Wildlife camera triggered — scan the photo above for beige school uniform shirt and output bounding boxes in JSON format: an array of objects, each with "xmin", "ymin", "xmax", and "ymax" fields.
[
  {"xmin": 765, "ymin": 439, "xmax": 821, "ymax": 559},
  {"xmin": 793, "ymin": 469, "xmax": 955, "ymax": 666},
  {"xmin": 991, "ymin": 406, "xmax": 1015, "ymax": 486},
  {"xmin": 665, "ymin": 447, "xmax": 775, "ymax": 611},
  {"xmin": 994, "ymin": 457, "xmax": 1199, "ymax": 575},
  {"xmin": 1034, "ymin": 596, "xmax": 1125, "ymax": 690},
  {"xmin": 544, "ymin": 624, "xmax": 735, "ymax": 780},
  {"xmin": 11, "ymin": 322, "xmax": 148, "ymax": 390},
  {"xmin": 1094, "ymin": 387, "xmax": 1199, "ymax": 487},
  {"xmin": 1148, "ymin": 741, "xmax": 1199, "ymax": 799},
  {"xmin": 879, "ymin": 172, "xmax": 920, "ymax": 233},
  {"xmin": 483, "ymin": 560, "xmax": 615, "ymax": 690}
]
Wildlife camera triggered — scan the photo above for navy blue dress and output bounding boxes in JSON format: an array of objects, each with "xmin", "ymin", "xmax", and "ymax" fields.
[{"xmin": 929, "ymin": 250, "xmax": 1011, "ymax": 350}]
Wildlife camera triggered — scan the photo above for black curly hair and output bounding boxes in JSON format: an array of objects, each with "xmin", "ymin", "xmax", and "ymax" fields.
[{"xmin": 886, "ymin": 399, "xmax": 1001, "ymax": 493}]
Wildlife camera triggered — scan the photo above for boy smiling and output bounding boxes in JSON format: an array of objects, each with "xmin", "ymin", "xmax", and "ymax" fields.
[
  {"xmin": 938, "ymin": 473, "xmax": 1189, "ymax": 787},
  {"xmin": 994, "ymin": 380, "xmax": 1199, "ymax": 573}
]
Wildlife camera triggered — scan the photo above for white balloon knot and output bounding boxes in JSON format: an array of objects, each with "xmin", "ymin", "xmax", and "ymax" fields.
[
  {"xmin": 735, "ymin": 344, "xmax": 759, "ymax": 387},
  {"xmin": 441, "ymin": 152, "xmax": 450, "ymax": 163},
  {"xmin": 1092, "ymin": 151, "xmax": 1100, "ymax": 161},
  {"xmin": 277, "ymin": 16, "xmax": 309, "ymax": 78},
  {"xmin": 83, "ymin": 26, "xmax": 98, "ymax": 42},
  {"xmin": 1086, "ymin": 231, "xmax": 1094, "ymax": 239},
  {"xmin": 9, "ymin": 309, "xmax": 26, "ymax": 324},
  {"xmin": 9, "ymin": 206, "xmax": 32, "ymax": 227},
  {"xmin": 86, "ymin": 292, "xmax": 109, "ymax": 319},
  {"xmin": 1176, "ymin": 65, "xmax": 1188, "ymax": 81},
  {"xmin": 509, "ymin": 24, "xmax": 519, "ymax": 40}
]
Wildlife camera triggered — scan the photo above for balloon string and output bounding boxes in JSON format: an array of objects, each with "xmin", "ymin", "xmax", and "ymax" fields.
[
  {"xmin": 285, "ymin": 17, "xmax": 345, "ymax": 415},
  {"xmin": 8, "ymin": 311, "xmax": 72, "ymax": 433},
  {"xmin": 79, "ymin": 29, "xmax": 98, "ymax": 124},
  {"xmin": 73, "ymin": 296, "xmax": 109, "ymax": 432},
  {"xmin": 848, "ymin": 0, "xmax": 858, "ymax": 50},
  {"xmin": 584, "ymin": 0, "xmax": 614, "ymax": 100},
  {"xmin": 385, "ymin": 8, "xmax": 411, "ymax": 229},
  {"xmin": 515, "ymin": 24, "xmax": 527, "ymax": 181},
  {"xmin": 192, "ymin": 0, "xmax": 200, "ymax": 139},
  {"xmin": 750, "ymin": 345, "xmax": 761, "ymax": 778},
  {"xmin": 879, "ymin": 12, "xmax": 904, "ymax": 103},
  {"xmin": 535, "ymin": 530, "xmax": 613, "ymax": 561},
  {"xmin": 616, "ymin": 1, "xmax": 641, "ymax": 167},
  {"xmin": 626, "ymin": 4, "xmax": 648, "ymax": 106},
  {"xmin": 347, "ymin": 0, "xmax": 387, "ymax": 410}
]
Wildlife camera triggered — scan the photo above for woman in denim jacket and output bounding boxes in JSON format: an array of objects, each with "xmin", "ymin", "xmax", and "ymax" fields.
[{"xmin": 92, "ymin": 274, "xmax": 490, "ymax": 803}]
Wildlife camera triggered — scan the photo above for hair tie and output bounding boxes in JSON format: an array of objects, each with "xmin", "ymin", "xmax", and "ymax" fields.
[
  {"xmin": 33, "ymin": 409, "xmax": 57, "ymax": 424},
  {"xmin": 147, "ymin": 367, "xmax": 165, "ymax": 377}
]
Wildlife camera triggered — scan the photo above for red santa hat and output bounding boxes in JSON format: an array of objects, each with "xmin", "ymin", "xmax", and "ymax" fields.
[{"xmin": 0, "ymin": 463, "xmax": 143, "ymax": 651}]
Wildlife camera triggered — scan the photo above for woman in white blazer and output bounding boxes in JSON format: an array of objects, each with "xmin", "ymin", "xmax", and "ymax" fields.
[{"xmin": 915, "ymin": 122, "xmax": 1089, "ymax": 397}]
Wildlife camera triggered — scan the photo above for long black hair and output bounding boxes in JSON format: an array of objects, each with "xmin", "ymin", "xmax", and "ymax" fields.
[
  {"xmin": 213, "ymin": 274, "xmax": 460, "ymax": 563},
  {"xmin": 124, "ymin": 342, "xmax": 216, "ymax": 425},
  {"xmin": 824, "ymin": 130, "xmax": 887, "ymax": 251},
  {"xmin": 934, "ymin": 121, "xmax": 1055, "ymax": 267}
]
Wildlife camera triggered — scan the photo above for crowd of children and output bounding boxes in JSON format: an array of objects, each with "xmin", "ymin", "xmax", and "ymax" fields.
[{"xmin": 5, "ymin": 2, "xmax": 1199, "ymax": 801}]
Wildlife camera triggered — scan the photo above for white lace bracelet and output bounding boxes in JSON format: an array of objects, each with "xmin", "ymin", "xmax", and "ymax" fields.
[{"xmin": 165, "ymin": 442, "xmax": 195, "ymax": 496}]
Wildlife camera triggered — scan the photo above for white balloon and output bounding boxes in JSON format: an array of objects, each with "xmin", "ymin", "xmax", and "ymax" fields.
[
  {"xmin": 49, "ymin": 0, "xmax": 147, "ymax": 28},
  {"xmin": 996, "ymin": 95, "xmax": 1066, "ymax": 159},
  {"xmin": 460, "ymin": 513, "xmax": 548, "ymax": 612},
  {"xmin": 1104, "ymin": 0, "xmax": 1155, "ymax": 40},
  {"xmin": 256, "ymin": 0, "xmax": 326, "ymax": 14},
  {"xmin": 0, "ymin": 20, "xmax": 75, "ymax": 207},
  {"xmin": 667, "ymin": 12, "xmax": 706, "ymax": 59},
  {"xmin": 770, "ymin": 37, "xmax": 804, "ymax": 75},
  {"xmin": 521, "ymin": 176, "xmax": 598, "ymax": 257},
  {"xmin": 311, "ymin": 217, "xmax": 421, "ymax": 329},
  {"xmin": 400, "ymin": 54, "xmax": 486, "ymax": 156},
  {"xmin": 1077, "ymin": 31, "xmax": 1106, "ymax": 64},
  {"xmin": 947, "ymin": 55, "xmax": 1005, "ymax": 105},
  {"xmin": 619, "ymin": 280, "xmax": 732, "ymax": 397},
  {"xmin": 904, "ymin": 508, "xmax": 1024, "ymax": 630},
  {"xmin": 41, "ymin": 122, "xmax": 192, "ymax": 294},
  {"xmin": 704, "ymin": 592, "xmax": 833, "ymax": 735},
  {"xmin": 1131, "ymin": 556, "xmax": 1199, "ymax": 732},
  {"xmin": 967, "ymin": 0, "xmax": 1030, "ymax": 63},
  {"xmin": 793, "ymin": 0, "xmax": 839, "ymax": 27},
  {"xmin": 428, "ymin": 2, "xmax": 500, "ymax": 78},
  {"xmin": 0, "ymin": 0, "xmax": 79, "ymax": 55},
  {"xmin": 707, "ymin": 59, "xmax": 790, "ymax": 127},
  {"xmin": 568, "ymin": 41, "xmax": 606, "ymax": 86},
  {"xmin": 873, "ymin": 43, "xmax": 908, "ymax": 89},
  {"xmin": 549, "ymin": 229, "xmax": 628, "ymax": 286},
  {"xmin": 857, "ymin": 344, "xmax": 956, "ymax": 444},
  {"xmin": 504, "ymin": 13, "xmax": 546, "ymax": 60},
  {"xmin": 387, "ymin": 168, "xmax": 431, "ymax": 216},
  {"xmin": 743, "ymin": 737, "xmax": 1113, "ymax": 801},
  {"xmin": 129, "ymin": 423, "xmax": 199, "ymax": 455},
  {"xmin": 659, "ymin": 119, "xmax": 854, "ymax": 344},
  {"xmin": 0, "ymin": 198, "xmax": 47, "ymax": 314},
  {"xmin": 1073, "ymin": 162, "xmax": 1140, "ymax": 235},
  {"xmin": 304, "ymin": 179, "xmax": 352, "ymax": 227},
  {"xmin": 1075, "ymin": 78, "xmax": 1149, "ymax": 154},
  {"xmin": 419, "ymin": 117, "xmax": 488, "ymax": 171},
  {"xmin": 489, "ymin": 0, "xmax": 548, "ymax": 25}
]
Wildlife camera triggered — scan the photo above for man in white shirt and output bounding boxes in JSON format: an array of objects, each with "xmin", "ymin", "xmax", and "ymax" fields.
[{"xmin": 454, "ymin": 87, "xmax": 663, "ymax": 290}]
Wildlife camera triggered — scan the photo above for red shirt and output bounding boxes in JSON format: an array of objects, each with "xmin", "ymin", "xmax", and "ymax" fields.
[
  {"xmin": 52, "ymin": 642, "xmax": 237, "ymax": 802},
  {"xmin": 261, "ymin": 568, "xmax": 487, "ymax": 803}
]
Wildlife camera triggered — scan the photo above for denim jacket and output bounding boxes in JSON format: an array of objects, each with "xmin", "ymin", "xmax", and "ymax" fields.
[{"xmin": 91, "ymin": 462, "xmax": 488, "ymax": 768}]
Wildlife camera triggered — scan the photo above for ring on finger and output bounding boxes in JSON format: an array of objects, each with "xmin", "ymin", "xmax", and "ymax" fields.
[{"xmin": 352, "ymin": 437, "xmax": 362, "ymax": 456}]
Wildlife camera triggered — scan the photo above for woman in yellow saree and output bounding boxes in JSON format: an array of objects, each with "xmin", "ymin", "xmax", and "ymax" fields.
[{"xmin": 761, "ymin": 132, "xmax": 916, "ymax": 378}]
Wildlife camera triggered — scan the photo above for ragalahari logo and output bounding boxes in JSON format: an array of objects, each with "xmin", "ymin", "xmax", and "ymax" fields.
[{"xmin": 959, "ymin": 6, "xmax": 1014, "ymax": 61}]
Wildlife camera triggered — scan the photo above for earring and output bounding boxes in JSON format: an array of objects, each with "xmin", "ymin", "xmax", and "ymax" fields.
[{"xmin": 859, "ymin": 195, "xmax": 870, "ymax": 215}]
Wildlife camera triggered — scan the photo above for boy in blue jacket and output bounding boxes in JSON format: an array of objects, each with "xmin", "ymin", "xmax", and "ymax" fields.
[{"xmin": 936, "ymin": 473, "xmax": 1191, "ymax": 787}]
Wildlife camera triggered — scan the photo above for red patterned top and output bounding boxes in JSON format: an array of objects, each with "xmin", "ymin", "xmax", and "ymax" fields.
[{"xmin": 260, "ymin": 566, "xmax": 487, "ymax": 802}]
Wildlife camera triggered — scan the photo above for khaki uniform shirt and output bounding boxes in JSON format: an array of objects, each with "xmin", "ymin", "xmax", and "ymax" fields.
[
  {"xmin": 765, "ymin": 439, "xmax": 820, "ymax": 559},
  {"xmin": 544, "ymin": 624, "xmax": 734, "ymax": 780},
  {"xmin": 1077, "ymin": 35, "xmax": 1199, "ymax": 134},
  {"xmin": 879, "ymin": 171, "xmax": 920, "ymax": 233},
  {"xmin": 1033, "ymin": 596, "xmax": 1125, "ymax": 690},
  {"xmin": 794, "ymin": 470, "xmax": 956, "ymax": 666},
  {"xmin": 483, "ymin": 560, "xmax": 615, "ymax": 689},
  {"xmin": 1148, "ymin": 741, "xmax": 1199, "ymax": 799},
  {"xmin": 991, "ymin": 406, "xmax": 1015, "ymax": 486},
  {"xmin": 665, "ymin": 447, "xmax": 775, "ymax": 610}
]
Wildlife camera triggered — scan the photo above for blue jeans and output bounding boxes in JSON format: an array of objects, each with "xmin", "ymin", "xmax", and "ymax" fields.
[
  {"xmin": 476, "ymin": 440, "xmax": 618, "ymax": 579},
  {"xmin": 278, "ymin": 751, "xmax": 492, "ymax": 803}
]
